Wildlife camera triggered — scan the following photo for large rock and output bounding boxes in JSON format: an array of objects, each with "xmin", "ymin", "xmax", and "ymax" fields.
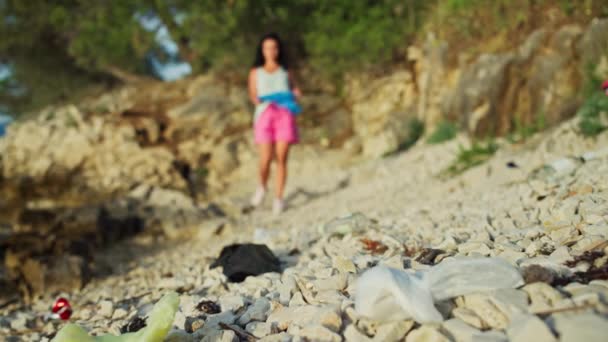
[
  {"xmin": 422, "ymin": 18, "xmax": 608, "ymax": 137},
  {"xmin": 347, "ymin": 71, "xmax": 417, "ymax": 157},
  {"xmin": 5, "ymin": 253, "xmax": 88, "ymax": 300},
  {"xmin": 167, "ymin": 78, "xmax": 251, "ymax": 143},
  {"xmin": 445, "ymin": 52, "xmax": 515, "ymax": 136},
  {"xmin": 0, "ymin": 104, "xmax": 187, "ymax": 207},
  {"xmin": 408, "ymin": 35, "xmax": 452, "ymax": 134}
]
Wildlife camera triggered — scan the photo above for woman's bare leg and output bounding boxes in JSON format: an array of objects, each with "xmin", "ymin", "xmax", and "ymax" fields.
[
  {"xmin": 274, "ymin": 142, "xmax": 290, "ymax": 199},
  {"xmin": 258, "ymin": 143, "xmax": 274, "ymax": 188}
]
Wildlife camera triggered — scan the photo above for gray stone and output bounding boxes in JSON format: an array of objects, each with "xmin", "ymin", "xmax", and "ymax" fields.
[
  {"xmin": 372, "ymin": 320, "xmax": 414, "ymax": 342},
  {"xmin": 463, "ymin": 293, "xmax": 509, "ymax": 329},
  {"xmin": 165, "ymin": 329, "xmax": 195, "ymax": 342},
  {"xmin": 173, "ymin": 310, "xmax": 186, "ymax": 331},
  {"xmin": 522, "ymin": 282, "xmax": 568, "ymax": 313},
  {"xmin": 9, "ymin": 314, "xmax": 28, "ymax": 331},
  {"xmin": 219, "ymin": 295, "xmax": 246, "ymax": 312},
  {"xmin": 313, "ymin": 290, "xmax": 346, "ymax": 307},
  {"xmin": 458, "ymin": 242, "xmax": 492, "ymax": 255},
  {"xmin": 405, "ymin": 325, "xmax": 450, "ymax": 342},
  {"xmin": 289, "ymin": 292, "xmax": 307, "ymax": 306},
  {"xmin": 278, "ymin": 276, "xmax": 297, "ymax": 305},
  {"xmin": 312, "ymin": 273, "xmax": 348, "ymax": 292},
  {"xmin": 295, "ymin": 325, "xmax": 343, "ymax": 342},
  {"xmin": 246, "ymin": 321, "xmax": 275, "ymax": 338},
  {"xmin": 333, "ymin": 256, "xmax": 357, "ymax": 273},
  {"xmin": 205, "ymin": 311, "xmax": 237, "ymax": 329},
  {"xmin": 443, "ymin": 318, "xmax": 482, "ymax": 342},
  {"xmin": 471, "ymin": 330, "xmax": 508, "ymax": 342},
  {"xmin": 238, "ymin": 297, "xmax": 271, "ymax": 325},
  {"xmin": 267, "ymin": 305, "xmax": 342, "ymax": 332},
  {"xmin": 452, "ymin": 307, "xmax": 486, "ymax": 329},
  {"xmin": 112, "ymin": 308, "xmax": 128, "ymax": 320},
  {"xmin": 551, "ymin": 313, "xmax": 608, "ymax": 342},
  {"xmin": 200, "ymin": 329, "xmax": 239, "ymax": 342},
  {"xmin": 259, "ymin": 332, "xmax": 293, "ymax": 342},
  {"xmin": 98, "ymin": 300, "xmax": 114, "ymax": 318},
  {"xmin": 344, "ymin": 325, "xmax": 372, "ymax": 342},
  {"xmin": 506, "ymin": 314, "xmax": 556, "ymax": 342}
]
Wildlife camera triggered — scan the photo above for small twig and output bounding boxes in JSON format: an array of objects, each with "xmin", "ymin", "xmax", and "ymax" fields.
[
  {"xmin": 533, "ymin": 303, "xmax": 597, "ymax": 316},
  {"xmin": 219, "ymin": 322, "xmax": 257, "ymax": 341}
]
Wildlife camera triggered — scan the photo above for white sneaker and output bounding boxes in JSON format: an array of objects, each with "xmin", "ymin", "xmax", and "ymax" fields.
[
  {"xmin": 273, "ymin": 198, "xmax": 285, "ymax": 215},
  {"xmin": 250, "ymin": 186, "xmax": 266, "ymax": 207}
]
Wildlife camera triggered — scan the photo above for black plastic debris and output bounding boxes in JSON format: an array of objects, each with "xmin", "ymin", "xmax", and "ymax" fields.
[
  {"xmin": 416, "ymin": 248, "xmax": 445, "ymax": 265},
  {"xmin": 196, "ymin": 300, "xmax": 221, "ymax": 314},
  {"xmin": 120, "ymin": 316, "xmax": 147, "ymax": 333},
  {"xmin": 211, "ymin": 243, "xmax": 282, "ymax": 282}
]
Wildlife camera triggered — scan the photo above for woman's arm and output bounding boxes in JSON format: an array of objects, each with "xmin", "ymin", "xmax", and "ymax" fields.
[
  {"xmin": 248, "ymin": 68, "xmax": 261, "ymax": 105},
  {"xmin": 288, "ymin": 70, "xmax": 302, "ymax": 99}
]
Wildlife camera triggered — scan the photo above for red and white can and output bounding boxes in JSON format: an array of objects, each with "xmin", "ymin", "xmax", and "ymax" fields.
[{"xmin": 50, "ymin": 297, "xmax": 72, "ymax": 320}]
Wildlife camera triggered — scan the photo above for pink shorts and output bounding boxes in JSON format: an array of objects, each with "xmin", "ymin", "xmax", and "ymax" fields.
[{"xmin": 254, "ymin": 103, "xmax": 299, "ymax": 144}]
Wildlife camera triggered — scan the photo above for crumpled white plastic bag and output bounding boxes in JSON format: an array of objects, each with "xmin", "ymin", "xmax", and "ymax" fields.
[
  {"xmin": 355, "ymin": 266, "xmax": 442, "ymax": 323},
  {"xmin": 355, "ymin": 257, "xmax": 524, "ymax": 323}
]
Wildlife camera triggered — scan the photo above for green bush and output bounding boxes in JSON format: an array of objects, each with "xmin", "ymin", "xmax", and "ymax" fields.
[
  {"xmin": 577, "ymin": 59, "xmax": 608, "ymax": 137},
  {"xmin": 577, "ymin": 92, "xmax": 608, "ymax": 137},
  {"xmin": 442, "ymin": 140, "xmax": 499, "ymax": 176},
  {"xmin": 508, "ymin": 111, "xmax": 547, "ymax": 143},
  {"xmin": 401, "ymin": 118, "xmax": 426, "ymax": 149},
  {"xmin": 427, "ymin": 121, "xmax": 458, "ymax": 144}
]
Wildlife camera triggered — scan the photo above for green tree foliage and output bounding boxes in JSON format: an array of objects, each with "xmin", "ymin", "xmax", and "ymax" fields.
[
  {"xmin": 1, "ymin": 0, "xmax": 430, "ymax": 79},
  {"xmin": 1, "ymin": 0, "xmax": 152, "ymax": 74},
  {"xmin": 0, "ymin": 0, "xmax": 433, "ymax": 114},
  {"xmin": 2, "ymin": 0, "xmax": 604, "ymax": 116},
  {"xmin": 303, "ymin": 0, "xmax": 428, "ymax": 79}
]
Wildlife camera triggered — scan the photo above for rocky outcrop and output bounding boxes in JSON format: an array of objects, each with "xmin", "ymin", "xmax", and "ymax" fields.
[
  {"xmin": 343, "ymin": 18, "xmax": 608, "ymax": 157},
  {"xmin": 0, "ymin": 104, "xmax": 187, "ymax": 208},
  {"xmin": 443, "ymin": 25, "xmax": 586, "ymax": 136},
  {"xmin": 423, "ymin": 18, "xmax": 608, "ymax": 136},
  {"xmin": 0, "ymin": 78, "xmax": 241, "ymax": 299},
  {"xmin": 345, "ymin": 71, "xmax": 418, "ymax": 157}
]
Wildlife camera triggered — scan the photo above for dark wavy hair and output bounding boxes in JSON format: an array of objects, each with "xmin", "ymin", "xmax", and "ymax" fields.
[{"xmin": 253, "ymin": 32, "xmax": 289, "ymax": 69}]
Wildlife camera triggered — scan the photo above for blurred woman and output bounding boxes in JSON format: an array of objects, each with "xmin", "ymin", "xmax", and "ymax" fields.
[{"xmin": 248, "ymin": 33, "xmax": 302, "ymax": 215}]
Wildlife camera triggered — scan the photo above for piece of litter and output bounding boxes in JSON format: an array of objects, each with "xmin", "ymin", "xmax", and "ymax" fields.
[
  {"xmin": 52, "ymin": 292, "xmax": 179, "ymax": 342},
  {"xmin": 355, "ymin": 257, "xmax": 523, "ymax": 323}
]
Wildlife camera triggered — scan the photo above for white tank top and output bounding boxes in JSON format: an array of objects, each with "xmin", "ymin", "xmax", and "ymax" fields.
[
  {"xmin": 254, "ymin": 66, "xmax": 290, "ymax": 122},
  {"xmin": 256, "ymin": 66, "xmax": 290, "ymax": 96}
]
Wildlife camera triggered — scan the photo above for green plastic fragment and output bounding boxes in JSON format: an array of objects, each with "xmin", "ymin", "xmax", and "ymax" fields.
[{"xmin": 52, "ymin": 292, "xmax": 179, "ymax": 342}]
